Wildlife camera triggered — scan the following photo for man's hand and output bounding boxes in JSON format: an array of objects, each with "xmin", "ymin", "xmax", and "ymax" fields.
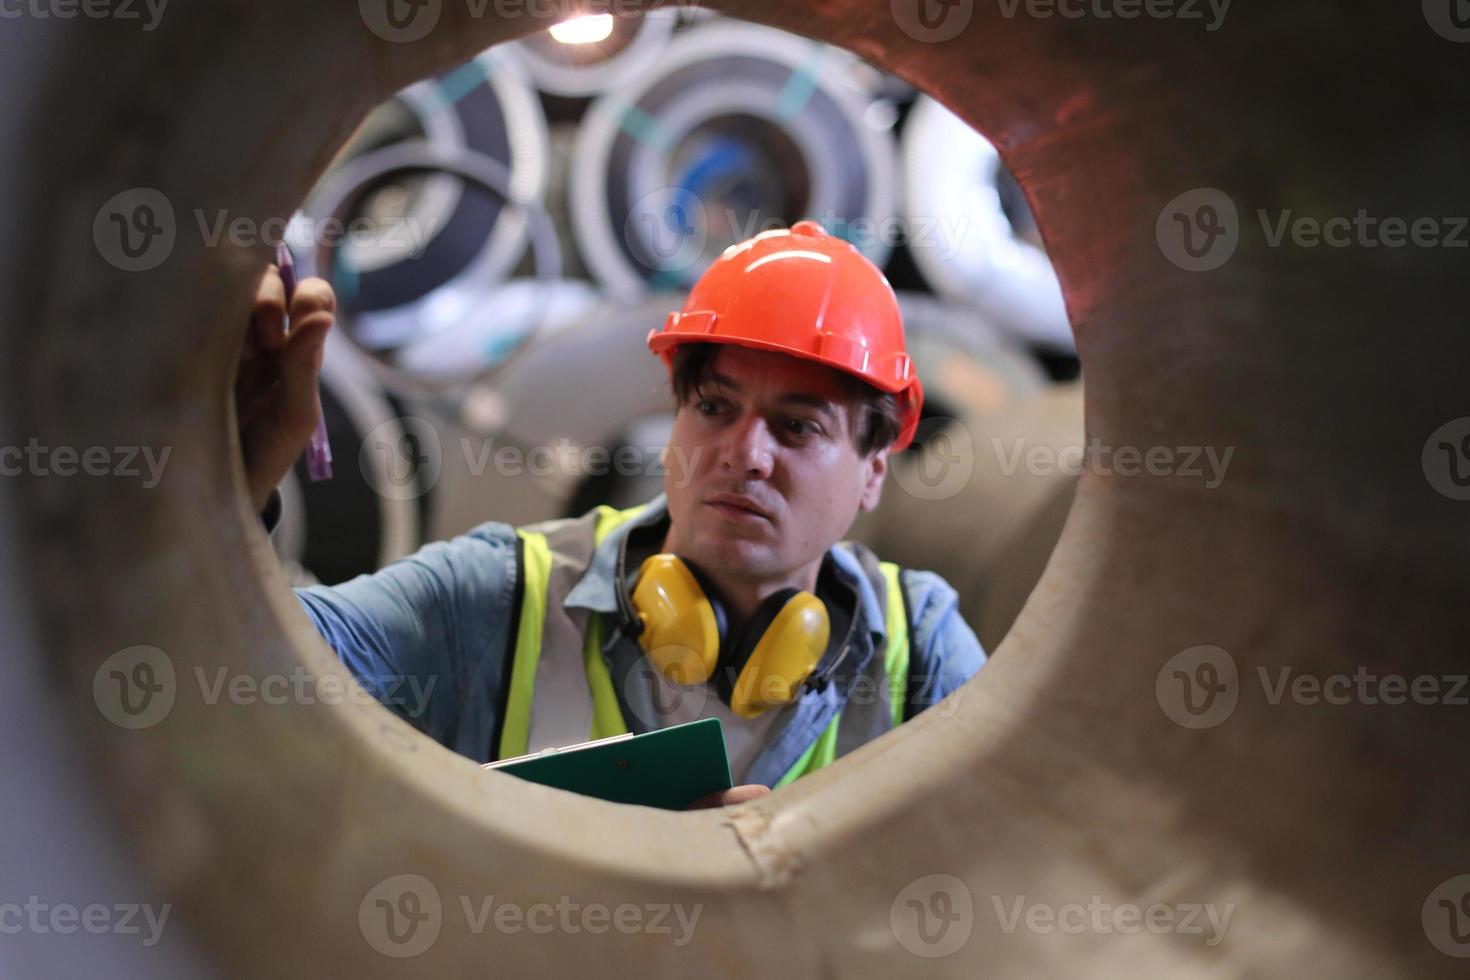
[
  {"xmin": 236, "ymin": 264, "xmax": 336, "ymax": 512},
  {"xmin": 685, "ymin": 784, "xmax": 771, "ymax": 810}
]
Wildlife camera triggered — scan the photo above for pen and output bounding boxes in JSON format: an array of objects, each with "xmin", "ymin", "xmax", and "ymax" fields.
[{"xmin": 276, "ymin": 243, "xmax": 333, "ymax": 481}]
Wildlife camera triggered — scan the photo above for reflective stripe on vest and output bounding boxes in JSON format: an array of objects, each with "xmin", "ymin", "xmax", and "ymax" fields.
[
  {"xmin": 498, "ymin": 504, "xmax": 648, "ymax": 760},
  {"xmin": 772, "ymin": 561, "xmax": 910, "ymax": 788},
  {"xmin": 498, "ymin": 505, "xmax": 913, "ymax": 785}
]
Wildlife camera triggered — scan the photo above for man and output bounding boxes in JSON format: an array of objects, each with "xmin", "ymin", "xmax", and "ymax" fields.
[{"xmin": 240, "ymin": 220, "xmax": 986, "ymax": 807}]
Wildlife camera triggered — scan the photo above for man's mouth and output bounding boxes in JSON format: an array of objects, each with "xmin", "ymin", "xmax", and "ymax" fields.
[{"xmin": 705, "ymin": 494, "xmax": 772, "ymax": 522}]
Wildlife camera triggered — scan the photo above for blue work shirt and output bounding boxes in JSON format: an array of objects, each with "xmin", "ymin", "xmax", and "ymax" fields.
[{"xmin": 294, "ymin": 494, "xmax": 987, "ymax": 784}]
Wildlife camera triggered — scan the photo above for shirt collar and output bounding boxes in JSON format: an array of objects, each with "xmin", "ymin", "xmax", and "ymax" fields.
[{"xmin": 562, "ymin": 493, "xmax": 889, "ymax": 648}]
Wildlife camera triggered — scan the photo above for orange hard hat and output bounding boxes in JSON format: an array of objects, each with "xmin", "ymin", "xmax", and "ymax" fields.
[{"xmin": 647, "ymin": 220, "xmax": 924, "ymax": 451}]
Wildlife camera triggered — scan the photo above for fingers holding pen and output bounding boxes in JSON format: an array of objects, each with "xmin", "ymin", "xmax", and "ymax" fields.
[
  {"xmin": 250, "ymin": 265, "xmax": 288, "ymax": 353},
  {"xmin": 250, "ymin": 268, "xmax": 334, "ymax": 349},
  {"xmin": 238, "ymin": 259, "xmax": 339, "ymax": 508},
  {"xmin": 238, "ymin": 271, "xmax": 335, "ymax": 425},
  {"xmin": 276, "ymin": 277, "xmax": 335, "ymax": 383},
  {"xmin": 288, "ymin": 275, "xmax": 337, "ymax": 328}
]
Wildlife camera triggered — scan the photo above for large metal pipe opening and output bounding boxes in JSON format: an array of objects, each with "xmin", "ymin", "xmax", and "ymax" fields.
[{"xmin": 2, "ymin": 1, "xmax": 1467, "ymax": 976}]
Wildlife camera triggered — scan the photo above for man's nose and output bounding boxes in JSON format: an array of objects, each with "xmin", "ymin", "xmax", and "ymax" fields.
[{"xmin": 720, "ymin": 413, "xmax": 774, "ymax": 479}]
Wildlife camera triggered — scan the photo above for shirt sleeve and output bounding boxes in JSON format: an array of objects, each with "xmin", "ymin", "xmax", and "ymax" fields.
[
  {"xmin": 292, "ymin": 520, "xmax": 522, "ymax": 762},
  {"xmin": 900, "ymin": 568, "xmax": 987, "ymax": 717}
]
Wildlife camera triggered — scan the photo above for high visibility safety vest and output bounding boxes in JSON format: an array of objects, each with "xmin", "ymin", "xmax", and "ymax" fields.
[{"xmin": 496, "ymin": 503, "xmax": 915, "ymax": 788}]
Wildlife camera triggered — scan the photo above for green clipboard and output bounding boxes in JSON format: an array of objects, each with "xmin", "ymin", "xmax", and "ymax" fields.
[{"xmin": 482, "ymin": 718, "xmax": 734, "ymax": 811}]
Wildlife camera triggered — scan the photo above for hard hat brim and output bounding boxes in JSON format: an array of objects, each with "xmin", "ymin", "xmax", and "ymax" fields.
[{"xmin": 647, "ymin": 322, "xmax": 923, "ymax": 451}]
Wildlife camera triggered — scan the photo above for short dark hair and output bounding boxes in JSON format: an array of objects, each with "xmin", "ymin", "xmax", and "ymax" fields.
[{"xmin": 669, "ymin": 343, "xmax": 901, "ymax": 456}]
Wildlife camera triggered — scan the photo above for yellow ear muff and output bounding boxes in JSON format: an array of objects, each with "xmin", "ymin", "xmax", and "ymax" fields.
[
  {"xmin": 728, "ymin": 593, "xmax": 830, "ymax": 719},
  {"xmin": 631, "ymin": 554, "xmax": 720, "ymax": 685}
]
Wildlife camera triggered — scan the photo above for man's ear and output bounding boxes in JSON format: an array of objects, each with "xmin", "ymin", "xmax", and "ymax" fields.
[{"xmin": 858, "ymin": 448, "xmax": 888, "ymax": 512}]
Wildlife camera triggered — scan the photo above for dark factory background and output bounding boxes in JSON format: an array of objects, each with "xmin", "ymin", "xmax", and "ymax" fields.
[{"xmin": 276, "ymin": 10, "xmax": 1083, "ymax": 654}]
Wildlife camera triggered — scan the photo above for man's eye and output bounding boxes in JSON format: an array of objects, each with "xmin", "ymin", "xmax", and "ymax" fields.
[
  {"xmin": 696, "ymin": 399, "xmax": 723, "ymax": 416},
  {"xmin": 785, "ymin": 418, "xmax": 819, "ymax": 437}
]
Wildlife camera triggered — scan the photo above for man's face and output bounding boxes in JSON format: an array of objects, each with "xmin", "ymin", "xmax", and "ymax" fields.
[{"xmin": 662, "ymin": 346, "xmax": 888, "ymax": 585}]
